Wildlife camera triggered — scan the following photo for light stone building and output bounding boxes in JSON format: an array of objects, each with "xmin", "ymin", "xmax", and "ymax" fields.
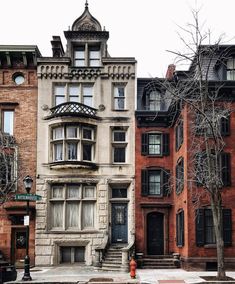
[{"xmin": 35, "ymin": 2, "xmax": 136, "ymax": 270}]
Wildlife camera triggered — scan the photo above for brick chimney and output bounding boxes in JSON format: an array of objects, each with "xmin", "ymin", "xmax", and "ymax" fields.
[{"xmin": 165, "ymin": 64, "xmax": 176, "ymax": 80}]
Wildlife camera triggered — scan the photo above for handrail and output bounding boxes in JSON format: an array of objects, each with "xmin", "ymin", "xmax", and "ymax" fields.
[{"xmin": 121, "ymin": 234, "xmax": 135, "ymax": 272}]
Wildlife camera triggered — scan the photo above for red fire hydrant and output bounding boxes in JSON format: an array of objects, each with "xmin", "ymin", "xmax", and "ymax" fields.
[{"xmin": 130, "ymin": 257, "xmax": 137, "ymax": 279}]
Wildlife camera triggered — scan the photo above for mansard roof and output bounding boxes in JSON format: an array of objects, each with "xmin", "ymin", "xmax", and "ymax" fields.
[{"xmin": 71, "ymin": 1, "xmax": 102, "ymax": 32}]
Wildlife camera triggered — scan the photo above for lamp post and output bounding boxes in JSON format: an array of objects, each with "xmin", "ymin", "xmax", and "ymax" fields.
[{"xmin": 22, "ymin": 175, "xmax": 33, "ymax": 281}]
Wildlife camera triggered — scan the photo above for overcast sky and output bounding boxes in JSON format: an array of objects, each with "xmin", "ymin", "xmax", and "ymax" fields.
[{"xmin": 0, "ymin": 0, "xmax": 235, "ymax": 77}]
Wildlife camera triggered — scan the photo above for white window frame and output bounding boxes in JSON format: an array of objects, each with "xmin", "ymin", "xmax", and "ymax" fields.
[
  {"xmin": 113, "ymin": 84, "xmax": 126, "ymax": 110},
  {"xmin": 49, "ymin": 184, "xmax": 96, "ymax": 231},
  {"xmin": 112, "ymin": 129, "xmax": 127, "ymax": 164}
]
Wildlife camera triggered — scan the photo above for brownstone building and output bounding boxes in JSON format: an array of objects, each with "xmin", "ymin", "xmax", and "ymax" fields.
[
  {"xmin": 135, "ymin": 46, "xmax": 235, "ymax": 270},
  {"xmin": 0, "ymin": 46, "xmax": 40, "ymax": 266}
]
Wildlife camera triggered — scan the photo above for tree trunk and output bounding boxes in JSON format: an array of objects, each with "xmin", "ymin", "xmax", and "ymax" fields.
[{"xmin": 211, "ymin": 197, "xmax": 226, "ymax": 279}]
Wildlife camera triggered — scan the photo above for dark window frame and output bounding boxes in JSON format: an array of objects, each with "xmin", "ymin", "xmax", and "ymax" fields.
[
  {"xmin": 141, "ymin": 168, "xmax": 170, "ymax": 197},
  {"xmin": 141, "ymin": 132, "xmax": 169, "ymax": 156},
  {"xmin": 176, "ymin": 210, "xmax": 184, "ymax": 247},
  {"xmin": 175, "ymin": 118, "xmax": 183, "ymax": 151}
]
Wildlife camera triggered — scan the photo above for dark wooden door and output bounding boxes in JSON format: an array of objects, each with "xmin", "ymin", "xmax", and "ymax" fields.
[
  {"xmin": 12, "ymin": 228, "xmax": 27, "ymax": 267},
  {"xmin": 147, "ymin": 212, "xmax": 164, "ymax": 255},
  {"xmin": 111, "ymin": 203, "xmax": 128, "ymax": 243}
]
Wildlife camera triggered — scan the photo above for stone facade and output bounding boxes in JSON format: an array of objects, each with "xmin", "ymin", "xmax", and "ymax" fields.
[
  {"xmin": 0, "ymin": 45, "xmax": 40, "ymax": 266},
  {"xmin": 35, "ymin": 4, "xmax": 136, "ymax": 266}
]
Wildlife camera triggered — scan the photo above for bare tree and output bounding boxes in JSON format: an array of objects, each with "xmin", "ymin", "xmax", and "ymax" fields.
[
  {"xmin": 0, "ymin": 131, "xmax": 18, "ymax": 204},
  {"xmin": 153, "ymin": 8, "xmax": 233, "ymax": 279}
]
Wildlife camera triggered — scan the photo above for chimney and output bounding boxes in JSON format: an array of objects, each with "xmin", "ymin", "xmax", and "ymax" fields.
[
  {"xmin": 51, "ymin": 36, "xmax": 65, "ymax": 58},
  {"xmin": 165, "ymin": 64, "xmax": 176, "ymax": 80}
]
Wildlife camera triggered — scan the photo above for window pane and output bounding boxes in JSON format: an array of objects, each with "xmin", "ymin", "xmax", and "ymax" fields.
[
  {"xmin": 54, "ymin": 143, "xmax": 63, "ymax": 161},
  {"xmin": 52, "ymin": 186, "xmax": 63, "ymax": 198},
  {"xmin": 149, "ymin": 171, "xmax": 161, "ymax": 195},
  {"xmin": 83, "ymin": 144, "xmax": 92, "ymax": 161},
  {"xmin": 67, "ymin": 143, "xmax": 77, "ymax": 160},
  {"xmin": 205, "ymin": 210, "xmax": 216, "ymax": 244},
  {"xmin": 66, "ymin": 202, "xmax": 79, "ymax": 228},
  {"xmin": 114, "ymin": 86, "xmax": 125, "ymax": 97},
  {"xmin": 55, "ymin": 96, "xmax": 65, "ymax": 105},
  {"xmin": 83, "ymin": 86, "xmax": 93, "ymax": 107},
  {"xmin": 83, "ymin": 186, "xmax": 95, "ymax": 198},
  {"xmin": 82, "ymin": 202, "xmax": 94, "ymax": 228},
  {"xmin": 75, "ymin": 60, "xmax": 85, "ymax": 67},
  {"xmin": 74, "ymin": 247, "xmax": 85, "ymax": 262},
  {"xmin": 61, "ymin": 247, "xmax": 71, "ymax": 263},
  {"xmin": 69, "ymin": 85, "xmax": 80, "ymax": 102},
  {"xmin": 112, "ymin": 188, "xmax": 127, "ymax": 198},
  {"xmin": 53, "ymin": 127, "xmax": 63, "ymax": 139},
  {"xmin": 148, "ymin": 134, "xmax": 161, "ymax": 155},
  {"xmin": 51, "ymin": 202, "xmax": 63, "ymax": 228},
  {"xmin": 66, "ymin": 127, "xmax": 77, "ymax": 138},
  {"xmin": 83, "ymin": 128, "xmax": 92, "ymax": 140},
  {"xmin": 114, "ymin": 98, "xmax": 125, "ymax": 110},
  {"xmin": 55, "ymin": 86, "xmax": 65, "ymax": 96},
  {"xmin": 114, "ymin": 131, "xmax": 125, "ymax": 141},
  {"xmin": 67, "ymin": 185, "xmax": 80, "ymax": 198},
  {"xmin": 114, "ymin": 147, "xmax": 125, "ymax": 163},
  {"xmin": 3, "ymin": 111, "xmax": 14, "ymax": 135}
]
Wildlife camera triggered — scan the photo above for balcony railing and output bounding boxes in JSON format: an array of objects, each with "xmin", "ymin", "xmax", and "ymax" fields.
[{"xmin": 45, "ymin": 102, "xmax": 98, "ymax": 120}]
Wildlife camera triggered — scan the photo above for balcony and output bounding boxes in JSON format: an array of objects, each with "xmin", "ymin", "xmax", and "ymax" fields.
[{"xmin": 45, "ymin": 102, "xmax": 98, "ymax": 120}]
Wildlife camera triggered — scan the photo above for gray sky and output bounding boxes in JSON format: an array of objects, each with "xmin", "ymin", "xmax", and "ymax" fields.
[{"xmin": 1, "ymin": 0, "xmax": 235, "ymax": 77}]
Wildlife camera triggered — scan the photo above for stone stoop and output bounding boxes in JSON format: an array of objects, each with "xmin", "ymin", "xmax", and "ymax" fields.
[
  {"xmin": 102, "ymin": 247, "xmax": 123, "ymax": 271},
  {"xmin": 140, "ymin": 255, "xmax": 179, "ymax": 269}
]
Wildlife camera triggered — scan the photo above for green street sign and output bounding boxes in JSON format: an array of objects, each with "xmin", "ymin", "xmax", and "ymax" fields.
[{"xmin": 15, "ymin": 193, "xmax": 42, "ymax": 201}]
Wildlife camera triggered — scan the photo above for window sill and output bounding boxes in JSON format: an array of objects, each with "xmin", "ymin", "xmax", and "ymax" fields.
[
  {"xmin": 112, "ymin": 109, "xmax": 129, "ymax": 112},
  {"xmin": 48, "ymin": 229, "xmax": 99, "ymax": 234},
  {"xmin": 204, "ymin": 244, "xmax": 217, "ymax": 248},
  {"xmin": 48, "ymin": 160, "xmax": 98, "ymax": 170}
]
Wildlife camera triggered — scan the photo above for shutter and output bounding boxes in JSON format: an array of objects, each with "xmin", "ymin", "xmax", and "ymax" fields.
[
  {"xmin": 176, "ymin": 213, "xmax": 179, "ymax": 246},
  {"xmin": 141, "ymin": 133, "xmax": 148, "ymax": 155},
  {"xmin": 141, "ymin": 169, "xmax": 148, "ymax": 196},
  {"xmin": 163, "ymin": 170, "xmax": 170, "ymax": 196},
  {"xmin": 220, "ymin": 116, "xmax": 230, "ymax": 136},
  {"xmin": 220, "ymin": 152, "xmax": 231, "ymax": 186},
  {"xmin": 175, "ymin": 125, "xmax": 179, "ymax": 150},
  {"xmin": 181, "ymin": 210, "xmax": 185, "ymax": 246},
  {"xmin": 223, "ymin": 209, "xmax": 232, "ymax": 247},
  {"xmin": 196, "ymin": 209, "xmax": 205, "ymax": 246},
  {"xmin": 162, "ymin": 133, "xmax": 170, "ymax": 156}
]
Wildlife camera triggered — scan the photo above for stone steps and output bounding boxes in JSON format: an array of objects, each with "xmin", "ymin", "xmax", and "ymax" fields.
[
  {"xmin": 102, "ymin": 246, "xmax": 123, "ymax": 271},
  {"xmin": 141, "ymin": 255, "xmax": 179, "ymax": 269}
]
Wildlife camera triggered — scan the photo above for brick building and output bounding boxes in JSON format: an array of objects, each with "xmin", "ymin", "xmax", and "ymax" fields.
[
  {"xmin": 0, "ymin": 45, "xmax": 40, "ymax": 266},
  {"xmin": 35, "ymin": 3, "xmax": 136, "ymax": 270},
  {"xmin": 135, "ymin": 46, "xmax": 235, "ymax": 270}
]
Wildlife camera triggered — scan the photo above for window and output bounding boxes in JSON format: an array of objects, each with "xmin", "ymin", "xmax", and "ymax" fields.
[
  {"xmin": 112, "ymin": 188, "xmax": 127, "ymax": 198},
  {"xmin": 141, "ymin": 133, "xmax": 169, "ymax": 156},
  {"xmin": 195, "ymin": 152, "xmax": 231, "ymax": 187},
  {"xmin": 145, "ymin": 90, "xmax": 166, "ymax": 111},
  {"xmin": 89, "ymin": 47, "xmax": 101, "ymax": 67},
  {"xmin": 0, "ymin": 149, "xmax": 16, "ymax": 190},
  {"xmin": 141, "ymin": 168, "xmax": 170, "ymax": 196},
  {"xmin": 176, "ymin": 158, "xmax": 184, "ymax": 194},
  {"xmin": 51, "ymin": 125, "xmax": 95, "ymax": 163},
  {"xmin": 2, "ymin": 110, "xmax": 14, "ymax": 135},
  {"xmin": 74, "ymin": 47, "xmax": 85, "ymax": 67},
  {"xmin": 54, "ymin": 84, "xmax": 93, "ymax": 107},
  {"xmin": 74, "ymin": 45, "xmax": 100, "ymax": 67},
  {"xmin": 227, "ymin": 58, "xmax": 235, "ymax": 80},
  {"xmin": 60, "ymin": 247, "xmax": 85, "ymax": 263},
  {"xmin": 112, "ymin": 129, "xmax": 127, "ymax": 163},
  {"xmin": 176, "ymin": 210, "xmax": 184, "ymax": 246},
  {"xmin": 196, "ymin": 209, "xmax": 232, "ymax": 246},
  {"xmin": 50, "ymin": 184, "xmax": 96, "ymax": 231},
  {"xmin": 175, "ymin": 119, "xmax": 183, "ymax": 151},
  {"xmin": 195, "ymin": 112, "xmax": 230, "ymax": 136},
  {"xmin": 113, "ymin": 85, "xmax": 125, "ymax": 110}
]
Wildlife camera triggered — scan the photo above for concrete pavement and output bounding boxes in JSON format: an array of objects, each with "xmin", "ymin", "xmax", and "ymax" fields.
[{"xmin": 6, "ymin": 266, "xmax": 235, "ymax": 284}]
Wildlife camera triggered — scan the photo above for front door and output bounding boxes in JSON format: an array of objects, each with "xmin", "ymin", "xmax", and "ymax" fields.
[
  {"xmin": 12, "ymin": 228, "xmax": 27, "ymax": 267},
  {"xmin": 111, "ymin": 203, "xmax": 128, "ymax": 243},
  {"xmin": 147, "ymin": 212, "xmax": 164, "ymax": 255}
]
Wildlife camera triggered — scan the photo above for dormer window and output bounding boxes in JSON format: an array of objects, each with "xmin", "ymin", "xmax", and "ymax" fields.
[
  {"xmin": 74, "ymin": 45, "xmax": 101, "ymax": 67},
  {"xmin": 145, "ymin": 90, "xmax": 166, "ymax": 111},
  {"xmin": 227, "ymin": 58, "xmax": 235, "ymax": 80}
]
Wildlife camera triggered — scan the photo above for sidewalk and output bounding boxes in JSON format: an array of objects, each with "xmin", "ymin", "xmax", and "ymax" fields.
[{"xmin": 6, "ymin": 266, "xmax": 235, "ymax": 284}]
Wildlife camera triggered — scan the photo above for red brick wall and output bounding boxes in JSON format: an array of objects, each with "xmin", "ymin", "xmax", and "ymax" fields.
[{"xmin": 0, "ymin": 67, "xmax": 37, "ymax": 265}]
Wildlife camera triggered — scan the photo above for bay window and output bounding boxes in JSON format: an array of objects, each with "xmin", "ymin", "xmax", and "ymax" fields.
[{"xmin": 51, "ymin": 124, "xmax": 95, "ymax": 163}]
